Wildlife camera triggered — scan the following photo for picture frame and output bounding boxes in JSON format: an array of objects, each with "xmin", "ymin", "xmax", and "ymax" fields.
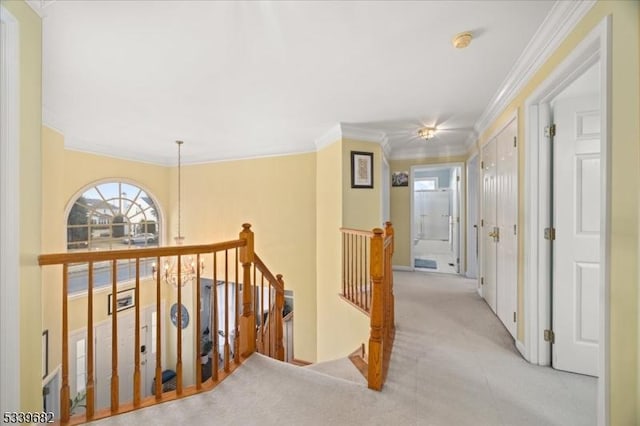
[
  {"xmin": 108, "ymin": 288, "xmax": 135, "ymax": 315},
  {"xmin": 42, "ymin": 330, "xmax": 49, "ymax": 379},
  {"xmin": 392, "ymin": 171, "xmax": 409, "ymax": 187},
  {"xmin": 351, "ymin": 151, "xmax": 374, "ymax": 188}
]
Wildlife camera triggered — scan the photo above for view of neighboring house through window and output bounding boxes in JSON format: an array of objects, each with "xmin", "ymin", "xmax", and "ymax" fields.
[{"xmin": 67, "ymin": 181, "xmax": 161, "ymax": 294}]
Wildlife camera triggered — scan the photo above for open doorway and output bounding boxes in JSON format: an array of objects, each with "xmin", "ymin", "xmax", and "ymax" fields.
[{"xmin": 411, "ymin": 164, "xmax": 463, "ymax": 275}]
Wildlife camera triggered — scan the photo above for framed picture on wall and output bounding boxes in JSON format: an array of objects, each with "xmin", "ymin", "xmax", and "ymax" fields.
[
  {"xmin": 392, "ymin": 171, "xmax": 409, "ymax": 187},
  {"xmin": 351, "ymin": 151, "xmax": 374, "ymax": 188},
  {"xmin": 108, "ymin": 288, "xmax": 135, "ymax": 315}
]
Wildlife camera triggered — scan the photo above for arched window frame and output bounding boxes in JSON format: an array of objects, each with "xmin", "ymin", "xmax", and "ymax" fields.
[{"xmin": 65, "ymin": 179, "xmax": 164, "ymax": 295}]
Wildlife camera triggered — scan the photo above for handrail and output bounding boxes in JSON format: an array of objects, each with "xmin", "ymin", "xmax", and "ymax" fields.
[{"xmin": 38, "ymin": 223, "xmax": 285, "ymax": 425}]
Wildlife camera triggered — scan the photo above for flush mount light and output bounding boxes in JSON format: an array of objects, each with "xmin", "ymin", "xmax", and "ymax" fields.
[
  {"xmin": 418, "ymin": 127, "xmax": 436, "ymax": 140},
  {"xmin": 452, "ymin": 31, "xmax": 473, "ymax": 49}
]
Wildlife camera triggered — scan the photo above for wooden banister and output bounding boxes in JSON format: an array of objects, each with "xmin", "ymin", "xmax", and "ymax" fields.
[{"xmin": 38, "ymin": 223, "xmax": 287, "ymax": 425}]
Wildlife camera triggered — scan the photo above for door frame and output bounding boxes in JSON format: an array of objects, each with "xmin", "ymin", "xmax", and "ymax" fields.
[
  {"xmin": 409, "ymin": 162, "xmax": 465, "ymax": 274},
  {"xmin": 465, "ymin": 152, "xmax": 480, "ymax": 282},
  {"xmin": 523, "ymin": 16, "xmax": 610, "ymax": 425}
]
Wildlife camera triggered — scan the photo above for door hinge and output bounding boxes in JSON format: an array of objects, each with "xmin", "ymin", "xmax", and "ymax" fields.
[
  {"xmin": 544, "ymin": 329, "xmax": 555, "ymax": 344},
  {"xmin": 545, "ymin": 124, "xmax": 556, "ymax": 138},
  {"xmin": 513, "ymin": 136, "xmax": 517, "ymax": 148},
  {"xmin": 481, "ymin": 219, "xmax": 484, "ymax": 227},
  {"xmin": 481, "ymin": 161, "xmax": 484, "ymax": 169},
  {"xmin": 457, "ymin": 175, "xmax": 460, "ymax": 182},
  {"xmin": 457, "ymin": 216, "xmax": 460, "ymax": 223},
  {"xmin": 513, "ymin": 312, "xmax": 517, "ymax": 322},
  {"xmin": 544, "ymin": 227, "xmax": 556, "ymax": 241},
  {"xmin": 457, "ymin": 257, "xmax": 460, "ymax": 265},
  {"xmin": 514, "ymin": 224, "xmax": 517, "ymax": 235},
  {"xmin": 481, "ymin": 277, "xmax": 484, "ymax": 285}
]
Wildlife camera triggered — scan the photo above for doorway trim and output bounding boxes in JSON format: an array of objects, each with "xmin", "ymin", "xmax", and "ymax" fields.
[
  {"xmin": 523, "ymin": 16, "xmax": 610, "ymax": 426},
  {"xmin": 0, "ymin": 5, "xmax": 21, "ymax": 414},
  {"xmin": 465, "ymin": 152, "xmax": 480, "ymax": 283},
  {"xmin": 409, "ymin": 162, "xmax": 465, "ymax": 274}
]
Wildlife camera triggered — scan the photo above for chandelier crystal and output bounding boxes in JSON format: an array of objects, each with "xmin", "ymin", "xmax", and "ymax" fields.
[{"xmin": 152, "ymin": 141, "xmax": 204, "ymax": 288}]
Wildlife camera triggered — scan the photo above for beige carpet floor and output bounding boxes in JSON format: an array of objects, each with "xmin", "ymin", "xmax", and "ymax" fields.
[{"xmin": 89, "ymin": 271, "xmax": 596, "ymax": 426}]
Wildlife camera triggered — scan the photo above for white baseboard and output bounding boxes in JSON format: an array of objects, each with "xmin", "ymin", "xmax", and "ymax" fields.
[
  {"xmin": 515, "ymin": 340, "xmax": 528, "ymax": 360},
  {"xmin": 392, "ymin": 265, "xmax": 413, "ymax": 272}
]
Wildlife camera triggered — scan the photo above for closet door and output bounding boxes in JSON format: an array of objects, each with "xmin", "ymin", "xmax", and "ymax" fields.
[
  {"xmin": 496, "ymin": 120, "xmax": 518, "ymax": 338},
  {"xmin": 481, "ymin": 138, "xmax": 498, "ymax": 313}
]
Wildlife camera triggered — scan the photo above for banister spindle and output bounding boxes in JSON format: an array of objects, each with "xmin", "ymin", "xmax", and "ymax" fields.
[
  {"xmin": 234, "ymin": 249, "xmax": 240, "ymax": 364},
  {"xmin": 111, "ymin": 260, "xmax": 119, "ymax": 412},
  {"xmin": 212, "ymin": 253, "xmax": 219, "ymax": 381},
  {"xmin": 176, "ymin": 256, "xmax": 183, "ymax": 395},
  {"xmin": 275, "ymin": 275, "xmax": 285, "ymax": 361},
  {"xmin": 224, "ymin": 250, "xmax": 230, "ymax": 372},
  {"xmin": 86, "ymin": 261, "xmax": 95, "ymax": 419},
  {"xmin": 133, "ymin": 259, "xmax": 141, "ymax": 406},
  {"xmin": 195, "ymin": 254, "xmax": 202, "ymax": 390},
  {"xmin": 155, "ymin": 256, "xmax": 162, "ymax": 399},
  {"xmin": 60, "ymin": 264, "xmax": 70, "ymax": 423}
]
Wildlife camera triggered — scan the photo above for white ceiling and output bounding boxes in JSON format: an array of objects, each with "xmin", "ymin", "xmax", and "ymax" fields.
[{"xmin": 41, "ymin": 1, "xmax": 558, "ymax": 165}]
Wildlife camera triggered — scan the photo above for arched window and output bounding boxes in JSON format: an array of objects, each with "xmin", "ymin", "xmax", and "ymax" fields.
[{"xmin": 66, "ymin": 181, "xmax": 161, "ymax": 294}]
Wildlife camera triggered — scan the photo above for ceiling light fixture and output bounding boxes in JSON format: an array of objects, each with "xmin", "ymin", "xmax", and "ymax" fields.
[
  {"xmin": 452, "ymin": 31, "xmax": 473, "ymax": 49},
  {"xmin": 152, "ymin": 140, "xmax": 204, "ymax": 288},
  {"xmin": 418, "ymin": 127, "xmax": 436, "ymax": 140}
]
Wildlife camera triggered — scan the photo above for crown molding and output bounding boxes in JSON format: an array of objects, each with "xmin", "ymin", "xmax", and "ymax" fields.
[
  {"xmin": 24, "ymin": 0, "xmax": 56, "ymax": 18},
  {"xmin": 314, "ymin": 124, "xmax": 342, "ymax": 151},
  {"xmin": 314, "ymin": 123, "xmax": 391, "ymax": 157},
  {"xmin": 474, "ymin": 0, "xmax": 596, "ymax": 138}
]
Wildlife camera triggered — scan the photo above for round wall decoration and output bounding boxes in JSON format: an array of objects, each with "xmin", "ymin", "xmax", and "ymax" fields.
[{"xmin": 170, "ymin": 303, "xmax": 189, "ymax": 329}]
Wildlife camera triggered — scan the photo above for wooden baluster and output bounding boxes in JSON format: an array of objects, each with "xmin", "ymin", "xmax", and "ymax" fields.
[
  {"xmin": 155, "ymin": 256, "xmax": 162, "ymax": 399},
  {"xmin": 386, "ymin": 222, "xmax": 395, "ymax": 333},
  {"xmin": 341, "ymin": 235, "xmax": 344, "ymax": 298},
  {"xmin": 359, "ymin": 235, "xmax": 363, "ymax": 308},
  {"xmin": 86, "ymin": 262, "xmax": 95, "ymax": 419},
  {"xmin": 368, "ymin": 228, "xmax": 384, "ymax": 390},
  {"xmin": 275, "ymin": 275, "xmax": 285, "ymax": 361},
  {"xmin": 260, "ymin": 274, "xmax": 265, "ymax": 353},
  {"xmin": 268, "ymin": 279, "xmax": 272, "ymax": 356},
  {"xmin": 234, "ymin": 249, "xmax": 240, "ymax": 364},
  {"xmin": 224, "ymin": 250, "xmax": 230, "ymax": 372},
  {"xmin": 176, "ymin": 256, "xmax": 183, "ymax": 395},
  {"xmin": 195, "ymin": 254, "xmax": 202, "ymax": 390},
  {"xmin": 212, "ymin": 253, "xmax": 219, "ymax": 381},
  {"xmin": 365, "ymin": 238, "xmax": 369, "ymax": 311},
  {"xmin": 111, "ymin": 260, "xmax": 119, "ymax": 412},
  {"xmin": 350, "ymin": 234, "xmax": 354, "ymax": 302},
  {"xmin": 239, "ymin": 224, "xmax": 256, "ymax": 357},
  {"xmin": 60, "ymin": 264, "xmax": 70, "ymax": 423},
  {"xmin": 133, "ymin": 258, "xmax": 141, "ymax": 406}
]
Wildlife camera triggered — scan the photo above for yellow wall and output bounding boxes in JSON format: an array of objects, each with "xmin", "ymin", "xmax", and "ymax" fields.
[
  {"xmin": 316, "ymin": 140, "xmax": 371, "ymax": 361},
  {"xmin": 2, "ymin": 0, "xmax": 44, "ymax": 411},
  {"xmin": 342, "ymin": 140, "xmax": 382, "ymax": 230},
  {"xmin": 181, "ymin": 152, "xmax": 318, "ymax": 362},
  {"xmin": 389, "ymin": 156, "xmax": 467, "ymax": 268},
  {"xmin": 476, "ymin": 2, "xmax": 640, "ymax": 423}
]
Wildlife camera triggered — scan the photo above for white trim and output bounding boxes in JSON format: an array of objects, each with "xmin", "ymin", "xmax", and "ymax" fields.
[
  {"xmin": 315, "ymin": 123, "xmax": 391, "ymax": 158},
  {"xmin": 314, "ymin": 124, "xmax": 342, "ymax": 151},
  {"xmin": 0, "ymin": 5, "xmax": 21, "ymax": 413},
  {"xmin": 515, "ymin": 340, "xmax": 527, "ymax": 359},
  {"xmin": 523, "ymin": 17, "xmax": 610, "ymax": 426},
  {"xmin": 465, "ymin": 152, "xmax": 480, "ymax": 280},
  {"xmin": 475, "ymin": 0, "xmax": 597, "ymax": 138},
  {"xmin": 392, "ymin": 265, "xmax": 413, "ymax": 272}
]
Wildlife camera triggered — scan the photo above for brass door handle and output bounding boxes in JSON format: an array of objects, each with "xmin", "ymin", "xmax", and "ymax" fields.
[{"xmin": 488, "ymin": 231, "xmax": 496, "ymax": 238}]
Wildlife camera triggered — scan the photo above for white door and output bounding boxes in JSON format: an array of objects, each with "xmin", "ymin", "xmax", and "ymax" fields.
[
  {"xmin": 95, "ymin": 312, "xmax": 136, "ymax": 409},
  {"xmin": 481, "ymin": 138, "xmax": 498, "ymax": 313},
  {"xmin": 466, "ymin": 155, "xmax": 479, "ymax": 279},
  {"xmin": 496, "ymin": 120, "xmax": 518, "ymax": 338},
  {"xmin": 552, "ymin": 94, "xmax": 600, "ymax": 376}
]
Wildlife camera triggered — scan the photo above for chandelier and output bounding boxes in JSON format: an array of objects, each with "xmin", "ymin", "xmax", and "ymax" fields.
[{"xmin": 152, "ymin": 140, "xmax": 204, "ymax": 287}]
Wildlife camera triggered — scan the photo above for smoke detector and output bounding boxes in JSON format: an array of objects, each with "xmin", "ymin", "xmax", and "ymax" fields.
[{"xmin": 452, "ymin": 32, "xmax": 473, "ymax": 49}]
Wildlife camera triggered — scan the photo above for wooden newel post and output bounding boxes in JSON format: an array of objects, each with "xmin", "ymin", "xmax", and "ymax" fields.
[
  {"xmin": 368, "ymin": 228, "xmax": 384, "ymax": 390},
  {"xmin": 239, "ymin": 223, "xmax": 256, "ymax": 357},
  {"xmin": 275, "ymin": 275, "xmax": 285, "ymax": 361}
]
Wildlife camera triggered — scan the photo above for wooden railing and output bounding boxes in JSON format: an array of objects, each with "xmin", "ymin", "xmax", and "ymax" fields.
[
  {"xmin": 340, "ymin": 222, "xmax": 395, "ymax": 390},
  {"xmin": 339, "ymin": 228, "xmax": 373, "ymax": 313},
  {"xmin": 38, "ymin": 224, "xmax": 285, "ymax": 425}
]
